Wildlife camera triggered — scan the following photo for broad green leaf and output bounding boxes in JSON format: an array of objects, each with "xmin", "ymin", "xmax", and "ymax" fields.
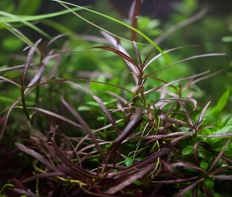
[
  {"xmin": 200, "ymin": 161, "xmax": 208, "ymax": 170},
  {"xmin": 211, "ymin": 90, "xmax": 230, "ymax": 118},
  {"xmin": 182, "ymin": 145, "xmax": 193, "ymax": 155},
  {"xmin": 213, "ymin": 126, "xmax": 232, "ymax": 135}
]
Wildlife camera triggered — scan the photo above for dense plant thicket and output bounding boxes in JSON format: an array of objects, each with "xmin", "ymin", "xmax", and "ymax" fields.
[{"xmin": 0, "ymin": 0, "xmax": 232, "ymax": 196}]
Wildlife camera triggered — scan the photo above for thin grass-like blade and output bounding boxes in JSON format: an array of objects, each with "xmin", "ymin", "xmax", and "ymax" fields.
[
  {"xmin": 22, "ymin": 39, "xmax": 42, "ymax": 85},
  {"xmin": 61, "ymin": 98, "xmax": 104, "ymax": 158},
  {"xmin": 0, "ymin": 8, "xmax": 83, "ymax": 23},
  {"xmin": 53, "ymin": 0, "xmax": 170, "ymax": 62},
  {"xmin": 2, "ymin": 23, "xmax": 38, "ymax": 52},
  {"xmin": 208, "ymin": 139, "xmax": 231, "ymax": 172}
]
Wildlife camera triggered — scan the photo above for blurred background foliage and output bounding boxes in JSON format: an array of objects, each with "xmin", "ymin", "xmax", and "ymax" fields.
[{"xmin": 0, "ymin": 0, "xmax": 231, "ymax": 106}]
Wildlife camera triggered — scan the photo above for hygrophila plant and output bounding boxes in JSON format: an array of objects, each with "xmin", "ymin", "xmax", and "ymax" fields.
[{"xmin": 0, "ymin": 1, "xmax": 232, "ymax": 197}]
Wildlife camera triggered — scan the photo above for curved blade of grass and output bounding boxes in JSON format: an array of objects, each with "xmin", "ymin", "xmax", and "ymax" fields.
[
  {"xmin": 22, "ymin": 39, "xmax": 42, "ymax": 86},
  {"xmin": 52, "ymin": 0, "xmax": 170, "ymax": 62},
  {"xmin": 208, "ymin": 139, "xmax": 231, "ymax": 173},
  {"xmin": 0, "ymin": 8, "xmax": 83, "ymax": 23},
  {"xmin": 1, "ymin": 23, "xmax": 39, "ymax": 53},
  {"xmin": 0, "ymin": 11, "xmax": 52, "ymax": 39}
]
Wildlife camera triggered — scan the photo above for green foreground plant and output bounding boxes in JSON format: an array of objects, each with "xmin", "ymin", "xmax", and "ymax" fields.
[{"xmin": 0, "ymin": 1, "xmax": 232, "ymax": 197}]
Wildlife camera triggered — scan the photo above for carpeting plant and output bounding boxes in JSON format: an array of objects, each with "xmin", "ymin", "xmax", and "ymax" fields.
[{"xmin": 1, "ymin": 1, "xmax": 232, "ymax": 197}]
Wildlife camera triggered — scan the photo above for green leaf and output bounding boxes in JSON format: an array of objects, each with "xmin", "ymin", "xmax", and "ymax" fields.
[
  {"xmin": 78, "ymin": 105, "xmax": 91, "ymax": 111},
  {"xmin": 97, "ymin": 116, "xmax": 105, "ymax": 121},
  {"xmin": 0, "ymin": 183, "xmax": 14, "ymax": 195},
  {"xmin": 133, "ymin": 180, "xmax": 142, "ymax": 186},
  {"xmin": 204, "ymin": 179, "xmax": 214, "ymax": 190},
  {"xmin": 213, "ymin": 126, "xmax": 232, "ymax": 135},
  {"xmin": 200, "ymin": 161, "xmax": 208, "ymax": 170},
  {"xmin": 222, "ymin": 36, "xmax": 232, "ymax": 43},
  {"xmin": 182, "ymin": 145, "xmax": 193, "ymax": 155},
  {"xmin": 125, "ymin": 158, "xmax": 133, "ymax": 167},
  {"xmin": 211, "ymin": 90, "xmax": 230, "ymax": 118},
  {"xmin": 2, "ymin": 37, "xmax": 24, "ymax": 51}
]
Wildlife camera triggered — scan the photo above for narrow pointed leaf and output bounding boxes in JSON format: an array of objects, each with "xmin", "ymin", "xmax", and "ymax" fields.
[
  {"xmin": 106, "ymin": 163, "xmax": 154, "ymax": 194},
  {"xmin": 15, "ymin": 142, "xmax": 57, "ymax": 171},
  {"xmin": 91, "ymin": 46, "xmax": 140, "ymax": 71},
  {"xmin": 22, "ymin": 39, "xmax": 42, "ymax": 85},
  {"xmin": 208, "ymin": 139, "xmax": 231, "ymax": 172},
  {"xmin": 61, "ymin": 98, "xmax": 104, "ymax": 158},
  {"xmin": 175, "ymin": 179, "xmax": 204, "ymax": 197}
]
